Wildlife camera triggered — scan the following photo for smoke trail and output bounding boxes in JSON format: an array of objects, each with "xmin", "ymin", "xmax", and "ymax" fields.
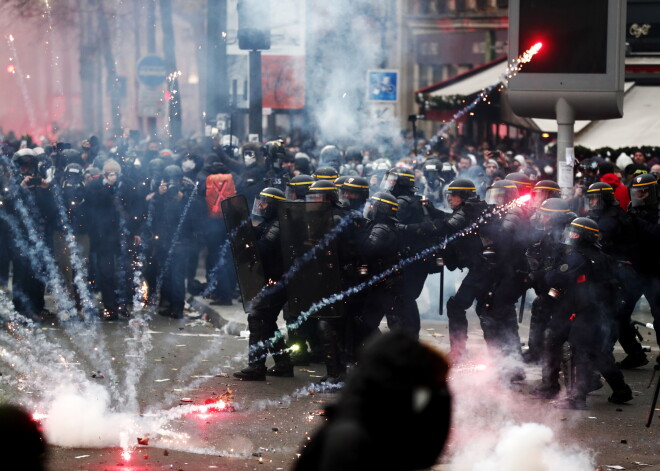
[
  {"xmin": 5, "ymin": 34, "xmax": 37, "ymax": 131},
  {"xmin": 245, "ymin": 210, "xmax": 360, "ymax": 311},
  {"xmin": 427, "ymin": 43, "xmax": 543, "ymax": 150},
  {"xmin": 249, "ymin": 197, "xmax": 524, "ymax": 356}
]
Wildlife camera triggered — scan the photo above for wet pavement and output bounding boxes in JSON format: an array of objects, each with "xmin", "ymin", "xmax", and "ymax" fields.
[{"xmin": 1, "ymin": 287, "xmax": 660, "ymax": 471}]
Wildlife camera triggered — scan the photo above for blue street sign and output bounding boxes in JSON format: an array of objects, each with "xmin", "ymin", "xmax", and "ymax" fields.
[
  {"xmin": 367, "ymin": 70, "xmax": 398, "ymax": 102},
  {"xmin": 136, "ymin": 55, "xmax": 167, "ymax": 88}
]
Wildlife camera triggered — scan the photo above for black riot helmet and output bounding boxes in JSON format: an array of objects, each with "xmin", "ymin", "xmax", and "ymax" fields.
[
  {"xmin": 533, "ymin": 197, "xmax": 571, "ymax": 231},
  {"xmin": 562, "ymin": 217, "xmax": 600, "ymax": 247},
  {"xmin": 252, "ymin": 187, "xmax": 286, "ymax": 221},
  {"xmin": 334, "ymin": 175, "xmax": 350, "ymax": 189},
  {"xmin": 630, "ymin": 173, "xmax": 658, "ymax": 208},
  {"xmin": 63, "ymin": 163, "xmax": 84, "ymax": 186},
  {"xmin": 445, "ymin": 178, "xmax": 477, "ymax": 202},
  {"xmin": 381, "ymin": 167, "xmax": 416, "ymax": 194},
  {"xmin": 505, "ymin": 172, "xmax": 533, "ymax": 196},
  {"xmin": 339, "ymin": 176, "xmax": 370, "ymax": 211},
  {"xmin": 484, "ymin": 179, "xmax": 519, "ymax": 206},
  {"xmin": 285, "ymin": 174, "xmax": 314, "ymax": 200},
  {"xmin": 531, "ymin": 180, "xmax": 561, "ymax": 208},
  {"xmin": 306, "ymin": 179, "xmax": 339, "ymax": 203},
  {"xmin": 363, "ymin": 191, "xmax": 398, "ymax": 222},
  {"xmin": 586, "ymin": 182, "xmax": 616, "ymax": 211},
  {"xmin": 162, "ymin": 165, "xmax": 183, "ymax": 195},
  {"xmin": 313, "ymin": 166, "xmax": 339, "ymax": 181}
]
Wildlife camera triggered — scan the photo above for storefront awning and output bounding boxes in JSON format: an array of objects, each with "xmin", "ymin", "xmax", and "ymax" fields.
[
  {"xmin": 417, "ymin": 57, "xmax": 507, "ymax": 96},
  {"xmin": 575, "ymin": 84, "xmax": 660, "ymax": 148}
]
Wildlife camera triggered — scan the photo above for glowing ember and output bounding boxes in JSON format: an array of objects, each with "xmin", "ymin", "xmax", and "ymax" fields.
[
  {"xmin": 140, "ymin": 281, "xmax": 149, "ymax": 304},
  {"xmin": 7, "ymin": 64, "xmax": 15, "ymax": 74},
  {"xmin": 517, "ymin": 194, "xmax": 532, "ymax": 204},
  {"xmin": 121, "ymin": 450, "xmax": 132, "ymax": 461},
  {"xmin": 32, "ymin": 412, "xmax": 48, "ymax": 421}
]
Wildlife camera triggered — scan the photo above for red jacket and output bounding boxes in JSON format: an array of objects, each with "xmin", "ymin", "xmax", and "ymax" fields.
[{"xmin": 600, "ymin": 173, "xmax": 630, "ymax": 210}]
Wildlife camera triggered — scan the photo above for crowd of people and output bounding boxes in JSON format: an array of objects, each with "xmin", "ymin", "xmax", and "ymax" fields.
[{"xmin": 0, "ymin": 129, "xmax": 659, "ymax": 411}]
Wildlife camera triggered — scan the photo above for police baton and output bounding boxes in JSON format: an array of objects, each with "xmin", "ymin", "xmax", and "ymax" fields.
[
  {"xmin": 438, "ymin": 258, "xmax": 445, "ymax": 316},
  {"xmin": 646, "ymin": 360, "xmax": 660, "ymax": 427},
  {"xmin": 518, "ymin": 290, "xmax": 526, "ymax": 324}
]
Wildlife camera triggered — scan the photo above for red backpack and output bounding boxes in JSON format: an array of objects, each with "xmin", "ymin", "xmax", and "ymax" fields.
[{"xmin": 205, "ymin": 173, "xmax": 236, "ymax": 218}]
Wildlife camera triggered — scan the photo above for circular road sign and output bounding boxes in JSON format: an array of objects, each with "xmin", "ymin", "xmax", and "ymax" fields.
[{"xmin": 136, "ymin": 55, "xmax": 167, "ymax": 88}]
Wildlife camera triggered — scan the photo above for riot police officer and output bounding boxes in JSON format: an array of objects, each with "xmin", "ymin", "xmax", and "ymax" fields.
[
  {"xmin": 337, "ymin": 176, "xmax": 370, "ymax": 211},
  {"xmin": 434, "ymin": 179, "xmax": 488, "ymax": 362},
  {"xmin": 586, "ymin": 182, "xmax": 647, "ymax": 368},
  {"xmin": 381, "ymin": 167, "xmax": 427, "ymax": 337},
  {"xmin": 285, "ymin": 174, "xmax": 314, "ymax": 201},
  {"xmin": 627, "ymin": 173, "xmax": 660, "ymax": 346},
  {"xmin": 234, "ymin": 188, "xmax": 294, "ymax": 381},
  {"xmin": 477, "ymin": 180, "xmax": 526, "ymax": 366},
  {"xmin": 534, "ymin": 218, "xmax": 633, "ymax": 409},
  {"xmin": 523, "ymin": 198, "xmax": 574, "ymax": 363},
  {"xmin": 313, "ymin": 167, "xmax": 340, "ymax": 182},
  {"xmin": 356, "ymin": 192, "xmax": 402, "ymax": 345}
]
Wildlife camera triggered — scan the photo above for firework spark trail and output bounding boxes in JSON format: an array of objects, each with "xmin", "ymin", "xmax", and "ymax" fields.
[
  {"xmin": 121, "ymin": 184, "xmax": 199, "ymax": 412},
  {"xmin": 48, "ymin": 182, "xmax": 122, "ymax": 401},
  {"xmin": 5, "ymin": 34, "xmax": 37, "ymax": 131},
  {"xmin": 150, "ymin": 182, "xmax": 199, "ymax": 307},
  {"xmin": 247, "ymin": 197, "xmax": 525, "ymax": 357},
  {"xmin": 42, "ymin": 0, "xmax": 64, "ymax": 100},
  {"xmin": 0, "ymin": 181, "xmax": 77, "ymax": 321},
  {"xmin": 0, "ymin": 195, "xmax": 125, "ymax": 403},
  {"xmin": 174, "ymin": 209, "xmax": 359, "ymax": 385},
  {"xmin": 0, "ymin": 291, "xmax": 91, "ymax": 407},
  {"xmin": 429, "ymin": 42, "xmax": 543, "ymax": 147},
  {"xmin": 245, "ymin": 210, "xmax": 360, "ymax": 312},
  {"xmin": 49, "ymin": 184, "xmax": 97, "ymax": 320}
]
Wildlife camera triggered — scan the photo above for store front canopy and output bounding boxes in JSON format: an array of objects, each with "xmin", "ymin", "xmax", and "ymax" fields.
[{"xmin": 575, "ymin": 84, "xmax": 660, "ymax": 148}]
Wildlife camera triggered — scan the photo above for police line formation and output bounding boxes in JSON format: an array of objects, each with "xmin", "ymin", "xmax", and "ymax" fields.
[{"xmin": 1, "ymin": 138, "xmax": 659, "ymax": 411}]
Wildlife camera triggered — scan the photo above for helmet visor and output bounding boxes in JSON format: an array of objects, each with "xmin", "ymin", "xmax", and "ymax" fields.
[
  {"xmin": 587, "ymin": 194, "xmax": 605, "ymax": 211},
  {"xmin": 285, "ymin": 186, "xmax": 297, "ymax": 201},
  {"xmin": 485, "ymin": 187, "xmax": 508, "ymax": 206},
  {"xmin": 380, "ymin": 173, "xmax": 397, "ymax": 192},
  {"xmin": 561, "ymin": 226, "xmax": 582, "ymax": 246},
  {"xmin": 363, "ymin": 201, "xmax": 375, "ymax": 220},
  {"xmin": 251, "ymin": 197, "xmax": 271, "ymax": 218},
  {"xmin": 305, "ymin": 193, "xmax": 325, "ymax": 203},
  {"xmin": 631, "ymin": 187, "xmax": 650, "ymax": 207}
]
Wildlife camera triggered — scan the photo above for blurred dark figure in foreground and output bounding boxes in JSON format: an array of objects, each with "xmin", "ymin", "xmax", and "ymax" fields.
[
  {"xmin": 293, "ymin": 331, "xmax": 451, "ymax": 471},
  {"xmin": 0, "ymin": 404, "xmax": 47, "ymax": 471}
]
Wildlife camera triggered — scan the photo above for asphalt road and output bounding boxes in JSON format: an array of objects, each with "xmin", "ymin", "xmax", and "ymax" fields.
[{"xmin": 1, "ymin": 292, "xmax": 660, "ymax": 471}]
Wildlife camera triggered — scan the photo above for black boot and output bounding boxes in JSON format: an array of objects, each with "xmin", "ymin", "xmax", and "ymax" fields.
[
  {"xmin": 233, "ymin": 364, "xmax": 266, "ymax": 381},
  {"xmin": 267, "ymin": 337, "xmax": 294, "ymax": 377}
]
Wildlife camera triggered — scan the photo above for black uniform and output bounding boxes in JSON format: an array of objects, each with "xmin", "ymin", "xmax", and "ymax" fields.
[
  {"xmin": 441, "ymin": 197, "xmax": 488, "ymax": 359},
  {"xmin": 538, "ymin": 241, "xmax": 632, "ymax": 408},
  {"xmin": 587, "ymin": 202, "xmax": 647, "ymax": 366}
]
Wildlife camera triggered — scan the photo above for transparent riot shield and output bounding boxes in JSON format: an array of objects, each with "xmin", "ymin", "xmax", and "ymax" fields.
[
  {"xmin": 278, "ymin": 201, "xmax": 344, "ymax": 319},
  {"xmin": 222, "ymin": 195, "xmax": 265, "ymax": 312}
]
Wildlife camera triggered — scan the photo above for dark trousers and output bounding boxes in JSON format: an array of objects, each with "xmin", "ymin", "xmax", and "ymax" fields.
[
  {"xmin": 446, "ymin": 268, "xmax": 488, "ymax": 355},
  {"xmin": 357, "ymin": 281, "xmax": 401, "ymax": 347},
  {"xmin": 96, "ymin": 241, "xmax": 129, "ymax": 314},
  {"xmin": 247, "ymin": 288, "xmax": 288, "ymax": 367},
  {"xmin": 620, "ymin": 267, "xmax": 660, "ymax": 346},
  {"xmin": 11, "ymin": 252, "xmax": 45, "ymax": 315},
  {"xmin": 387, "ymin": 263, "xmax": 427, "ymax": 338},
  {"xmin": 157, "ymin": 241, "xmax": 189, "ymax": 312}
]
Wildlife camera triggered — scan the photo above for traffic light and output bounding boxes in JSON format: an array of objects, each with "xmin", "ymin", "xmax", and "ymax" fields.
[{"xmin": 237, "ymin": 0, "xmax": 271, "ymax": 51}]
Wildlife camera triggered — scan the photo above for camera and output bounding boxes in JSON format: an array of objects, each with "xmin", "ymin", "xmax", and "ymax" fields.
[{"xmin": 26, "ymin": 175, "xmax": 43, "ymax": 187}]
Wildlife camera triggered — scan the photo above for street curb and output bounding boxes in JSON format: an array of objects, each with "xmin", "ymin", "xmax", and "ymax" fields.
[{"xmin": 188, "ymin": 296, "xmax": 247, "ymax": 336}]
